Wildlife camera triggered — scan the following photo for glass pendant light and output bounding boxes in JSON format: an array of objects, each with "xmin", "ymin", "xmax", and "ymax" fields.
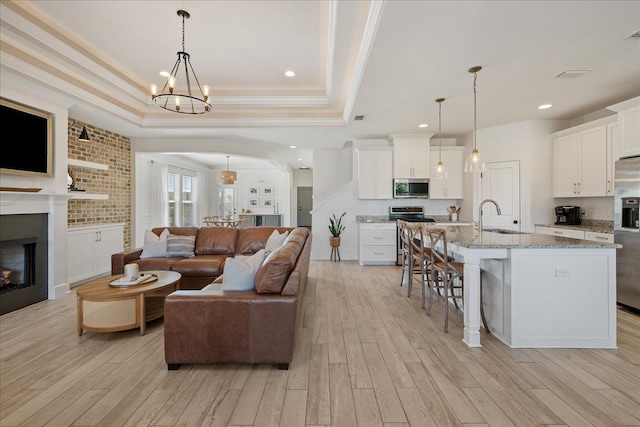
[
  {"xmin": 434, "ymin": 97, "xmax": 447, "ymax": 180},
  {"xmin": 464, "ymin": 66, "xmax": 486, "ymax": 173}
]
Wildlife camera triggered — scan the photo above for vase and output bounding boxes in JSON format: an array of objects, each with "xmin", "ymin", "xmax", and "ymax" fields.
[{"xmin": 330, "ymin": 236, "xmax": 341, "ymax": 247}]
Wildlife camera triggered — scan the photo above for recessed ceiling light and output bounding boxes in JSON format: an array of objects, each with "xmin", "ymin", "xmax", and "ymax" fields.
[
  {"xmin": 285, "ymin": 70, "xmax": 296, "ymax": 77},
  {"xmin": 289, "ymin": 145, "xmax": 296, "ymax": 149},
  {"xmin": 418, "ymin": 123, "xmax": 429, "ymax": 128},
  {"xmin": 159, "ymin": 71, "xmax": 170, "ymax": 77},
  {"xmin": 297, "ymin": 158, "xmax": 303, "ymax": 161},
  {"xmin": 538, "ymin": 104, "xmax": 552, "ymax": 110}
]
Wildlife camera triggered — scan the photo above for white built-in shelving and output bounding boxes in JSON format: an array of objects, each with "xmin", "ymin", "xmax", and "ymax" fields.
[{"xmin": 67, "ymin": 158, "xmax": 109, "ymax": 200}]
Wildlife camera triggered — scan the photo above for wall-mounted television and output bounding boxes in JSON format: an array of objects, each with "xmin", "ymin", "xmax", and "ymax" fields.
[{"xmin": 0, "ymin": 98, "xmax": 53, "ymax": 177}]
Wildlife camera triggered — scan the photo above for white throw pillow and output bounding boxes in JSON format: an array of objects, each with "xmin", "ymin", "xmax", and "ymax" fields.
[
  {"xmin": 222, "ymin": 249, "xmax": 266, "ymax": 291},
  {"xmin": 265, "ymin": 230, "xmax": 289, "ymax": 252},
  {"xmin": 140, "ymin": 228, "xmax": 169, "ymax": 259}
]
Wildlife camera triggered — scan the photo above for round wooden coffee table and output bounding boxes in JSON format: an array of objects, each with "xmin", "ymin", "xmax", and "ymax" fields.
[{"xmin": 76, "ymin": 270, "xmax": 181, "ymax": 336}]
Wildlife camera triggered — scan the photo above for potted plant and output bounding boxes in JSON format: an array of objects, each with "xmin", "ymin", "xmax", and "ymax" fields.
[{"xmin": 328, "ymin": 212, "xmax": 346, "ymax": 249}]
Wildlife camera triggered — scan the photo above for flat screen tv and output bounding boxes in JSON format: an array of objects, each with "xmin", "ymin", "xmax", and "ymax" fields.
[{"xmin": 0, "ymin": 98, "xmax": 53, "ymax": 177}]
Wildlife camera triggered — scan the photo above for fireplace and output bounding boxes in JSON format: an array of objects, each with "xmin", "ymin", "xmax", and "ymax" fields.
[{"xmin": 0, "ymin": 214, "xmax": 48, "ymax": 315}]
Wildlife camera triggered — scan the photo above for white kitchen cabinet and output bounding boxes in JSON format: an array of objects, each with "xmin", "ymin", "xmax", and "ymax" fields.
[
  {"xmin": 67, "ymin": 223, "xmax": 124, "ymax": 285},
  {"xmin": 429, "ymin": 146, "xmax": 464, "ymax": 199},
  {"xmin": 618, "ymin": 106, "xmax": 640, "ymax": 158},
  {"xmin": 391, "ymin": 137, "xmax": 431, "ymax": 178},
  {"xmin": 552, "ymin": 122, "xmax": 609, "ymax": 197},
  {"xmin": 358, "ymin": 223, "xmax": 396, "ymax": 265},
  {"xmin": 535, "ymin": 226, "xmax": 613, "ymax": 243},
  {"xmin": 585, "ymin": 231, "xmax": 614, "ymax": 243},
  {"xmin": 356, "ymin": 148, "xmax": 393, "ymax": 199},
  {"xmin": 607, "ymin": 97, "xmax": 640, "ymax": 159},
  {"xmin": 606, "ymin": 122, "xmax": 619, "ymax": 196},
  {"xmin": 535, "ymin": 226, "xmax": 585, "ymax": 240}
]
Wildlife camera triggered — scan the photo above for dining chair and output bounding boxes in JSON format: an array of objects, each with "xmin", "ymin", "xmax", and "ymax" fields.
[
  {"xmin": 203, "ymin": 216, "xmax": 221, "ymax": 227},
  {"xmin": 424, "ymin": 226, "xmax": 490, "ymax": 333}
]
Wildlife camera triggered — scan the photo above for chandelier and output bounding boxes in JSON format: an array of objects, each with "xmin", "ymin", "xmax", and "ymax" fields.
[
  {"xmin": 464, "ymin": 66, "xmax": 486, "ymax": 173},
  {"xmin": 220, "ymin": 156, "xmax": 237, "ymax": 185},
  {"xmin": 150, "ymin": 10, "xmax": 211, "ymax": 114}
]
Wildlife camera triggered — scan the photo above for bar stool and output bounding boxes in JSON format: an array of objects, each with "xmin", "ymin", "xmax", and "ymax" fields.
[
  {"xmin": 407, "ymin": 223, "xmax": 435, "ymax": 309},
  {"xmin": 424, "ymin": 226, "xmax": 490, "ymax": 333},
  {"xmin": 398, "ymin": 219, "xmax": 424, "ymax": 298}
]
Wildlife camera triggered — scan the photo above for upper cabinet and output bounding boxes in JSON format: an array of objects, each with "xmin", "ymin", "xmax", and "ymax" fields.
[
  {"xmin": 356, "ymin": 147, "xmax": 393, "ymax": 199},
  {"xmin": 607, "ymin": 122, "xmax": 619, "ymax": 196},
  {"xmin": 390, "ymin": 134, "xmax": 432, "ymax": 178},
  {"xmin": 607, "ymin": 96, "xmax": 640, "ymax": 159},
  {"xmin": 552, "ymin": 118, "xmax": 616, "ymax": 198},
  {"xmin": 429, "ymin": 146, "xmax": 464, "ymax": 199}
]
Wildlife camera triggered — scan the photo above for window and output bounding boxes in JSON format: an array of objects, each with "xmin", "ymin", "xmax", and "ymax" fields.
[{"xmin": 167, "ymin": 167, "xmax": 196, "ymax": 227}]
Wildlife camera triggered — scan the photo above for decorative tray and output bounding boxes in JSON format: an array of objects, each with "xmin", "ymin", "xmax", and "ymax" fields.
[{"xmin": 109, "ymin": 273, "xmax": 158, "ymax": 287}]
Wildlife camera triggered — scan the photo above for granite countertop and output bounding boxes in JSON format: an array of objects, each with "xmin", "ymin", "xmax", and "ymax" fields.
[
  {"xmin": 439, "ymin": 226, "xmax": 619, "ymax": 249},
  {"xmin": 535, "ymin": 220, "xmax": 613, "ymax": 234},
  {"xmin": 356, "ymin": 215, "xmax": 471, "ymax": 225}
]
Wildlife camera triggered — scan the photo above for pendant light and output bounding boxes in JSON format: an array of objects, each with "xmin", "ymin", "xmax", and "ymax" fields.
[
  {"xmin": 220, "ymin": 156, "xmax": 236, "ymax": 185},
  {"xmin": 150, "ymin": 10, "xmax": 211, "ymax": 114},
  {"xmin": 464, "ymin": 66, "xmax": 486, "ymax": 173},
  {"xmin": 434, "ymin": 98, "xmax": 447, "ymax": 180}
]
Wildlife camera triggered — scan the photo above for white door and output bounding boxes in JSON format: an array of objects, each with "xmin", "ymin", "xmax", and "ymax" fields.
[{"xmin": 479, "ymin": 160, "xmax": 520, "ymax": 230}]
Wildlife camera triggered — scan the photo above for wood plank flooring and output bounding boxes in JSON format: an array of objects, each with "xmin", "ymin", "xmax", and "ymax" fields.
[{"xmin": 1, "ymin": 260, "xmax": 640, "ymax": 426}]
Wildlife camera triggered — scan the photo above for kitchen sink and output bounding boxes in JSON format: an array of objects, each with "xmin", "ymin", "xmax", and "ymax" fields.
[{"xmin": 482, "ymin": 228, "xmax": 529, "ymax": 234}]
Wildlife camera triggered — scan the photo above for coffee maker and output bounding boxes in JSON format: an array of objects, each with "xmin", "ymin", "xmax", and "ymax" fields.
[{"xmin": 555, "ymin": 206, "xmax": 581, "ymax": 225}]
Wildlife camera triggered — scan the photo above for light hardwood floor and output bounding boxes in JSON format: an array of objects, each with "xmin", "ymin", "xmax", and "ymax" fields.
[{"xmin": 1, "ymin": 260, "xmax": 640, "ymax": 426}]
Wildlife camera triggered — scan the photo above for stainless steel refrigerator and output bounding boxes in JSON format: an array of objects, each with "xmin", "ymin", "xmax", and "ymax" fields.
[{"xmin": 614, "ymin": 155, "xmax": 640, "ymax": 311}]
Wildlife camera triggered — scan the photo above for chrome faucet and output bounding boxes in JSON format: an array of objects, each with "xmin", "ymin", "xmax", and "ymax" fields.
[{"xmin": 478, "ymin": 199, "xmax": 502, "ymax": 231}]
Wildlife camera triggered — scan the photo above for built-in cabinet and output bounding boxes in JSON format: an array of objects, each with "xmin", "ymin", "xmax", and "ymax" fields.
[
  {"xmin": 390, "ymin": 135, "xmax": 431, "ymax": 178},
  {"xmin": 535, "ymin": 226, "xmax": 613, "ymax": 243},
  {"xmin": 356, "ymin": 148, "xmax": 393, "ymax": 199},
  {"xmin": 607, "ymin": 97, "xmax": 640, "ymax": 159},
  {"xmin": 429, "ymin": 146, "xmax": 464, "ymax": 199},
  {"xmin": 67, "ymin": 223, "xmax": 124, "ymax": 285},
  {"xmin": 358, "ymin": 223, "xmax": 396, "ymax": 265},
  {"xmin": 552, "ymin": 117, "xmax": 617, "ymax": 198}
]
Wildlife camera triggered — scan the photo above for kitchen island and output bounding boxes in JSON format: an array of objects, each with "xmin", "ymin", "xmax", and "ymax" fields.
[{"xmin": 427, "ymin": 226, "xmax": 619, "ymax": 349}]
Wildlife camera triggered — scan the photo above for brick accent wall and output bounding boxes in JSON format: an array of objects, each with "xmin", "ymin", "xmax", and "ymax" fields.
[{"xmin": 67, "ymin": 120, "xmax": 132, "ymax": 250}]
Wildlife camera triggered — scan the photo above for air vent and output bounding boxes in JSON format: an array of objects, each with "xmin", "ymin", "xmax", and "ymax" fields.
[
  {"xmin": 627, "ymin": 29, "xmax": 640, "ymax": 38},
  {"xmin": 353, "ymin": 115, "xmax": 366, "ymax": 121},
  {"xmin": 555, "ymin": 70, "xmax": 591, "ymax": 78}
]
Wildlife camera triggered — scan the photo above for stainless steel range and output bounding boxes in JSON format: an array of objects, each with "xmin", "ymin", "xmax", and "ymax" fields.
[{"xmin": 389, "ymin": 206, "xmax": 434, "ymax": 265}]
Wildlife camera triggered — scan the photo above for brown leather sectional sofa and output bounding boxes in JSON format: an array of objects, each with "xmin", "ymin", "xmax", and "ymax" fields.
[{"xmin": 111, "ymin": 226, "xmax": 312, "ymax": 370}]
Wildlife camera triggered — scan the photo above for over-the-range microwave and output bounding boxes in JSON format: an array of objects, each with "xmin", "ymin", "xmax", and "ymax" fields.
[{"xmin": 393, "ymin": 178, "xmax": 429, "ymax": 198}]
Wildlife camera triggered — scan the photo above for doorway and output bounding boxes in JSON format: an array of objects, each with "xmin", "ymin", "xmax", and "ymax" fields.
[
  {"xmin": 479, "ymin": 160, "xmax": 521, "ymax": 230},
  {"xmin": 297, "ymin": 187, "xmax": 312, "ymax": 228}
]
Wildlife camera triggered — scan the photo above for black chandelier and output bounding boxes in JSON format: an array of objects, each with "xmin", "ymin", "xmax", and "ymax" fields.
[{"xmin": 151, "ymin": 10, "xmax": 211, "ymax": 114}]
